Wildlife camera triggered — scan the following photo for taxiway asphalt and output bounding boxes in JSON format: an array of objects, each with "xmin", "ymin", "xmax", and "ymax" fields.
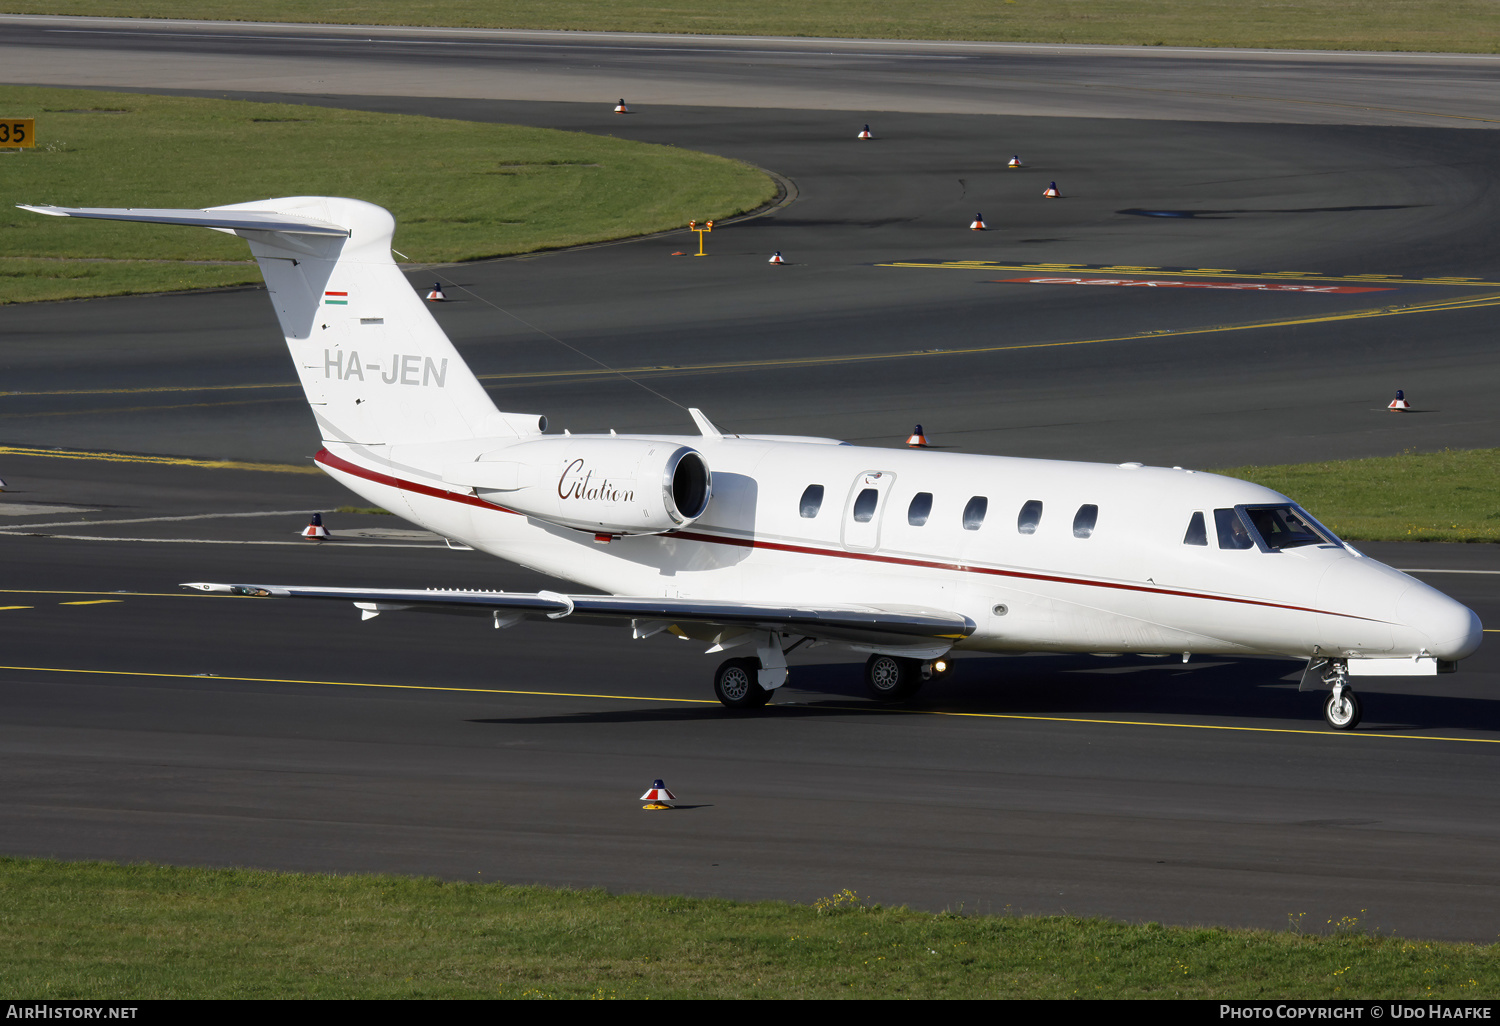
[{"xmin": 3, "ymin": 20, "xmax": 1500, "ymax": 941}]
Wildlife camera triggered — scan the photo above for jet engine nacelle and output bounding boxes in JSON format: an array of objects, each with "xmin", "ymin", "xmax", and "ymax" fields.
[{"xmin": 441, "ymin": 436, "xmax": 712, "ymax": 536}]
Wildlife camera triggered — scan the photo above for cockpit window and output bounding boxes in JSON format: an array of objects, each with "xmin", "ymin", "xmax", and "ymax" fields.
[
  {"xmin": 908, "ymin": 492, "xmax": 933, "ymax": 526},
  {"xmin": 852, "ymin": 488, "xmax": 879, "ymax": 523},
  {"xmin": 1245, "ymin": 505, "xmax": 1331, "ymax": 550},
  {"xmin": 1183, "ymin": 511, "xmax": 1208, "ymax": 546},
  {"xmin": 1017, "ymin": 499, "xmax": 1043, "ymax": 535},
  {"xmin": 1073, "ymin": 504, "xmax": 1098, "ymax": 539},
  {"xmin": 799, "ymin": 484, "xmax": 824, "ymax": 518},
  {"xmin": 1214, "ymin": 508, "xmax": 1255, "ymax": 550}
]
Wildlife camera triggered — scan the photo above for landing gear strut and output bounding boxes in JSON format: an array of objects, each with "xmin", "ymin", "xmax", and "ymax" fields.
[{"xmin": 1319, "ymin": 659, "xmax": 1362, "ymax": 730}]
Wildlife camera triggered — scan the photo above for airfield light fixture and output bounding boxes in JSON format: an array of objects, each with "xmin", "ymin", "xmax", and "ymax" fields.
[{"xmin": 690, "ymin": 218, "xmax": 714, "ymax": 257}]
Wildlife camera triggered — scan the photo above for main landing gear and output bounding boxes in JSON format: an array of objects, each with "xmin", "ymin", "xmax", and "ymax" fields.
[
  {"xmin": 713, "ymin": 657, "xmax": 773, "ymax": 709},
  {"xmin": 712, "ymin": 652, "xmax": 953, "ymax": 709},
  {"xmin": 864, "ymin": 654, "xmax": 951, "ymax": 703},
  {"xmin": 1317, "ymin": 659, "xmax": 1362, "ymax": 730}
]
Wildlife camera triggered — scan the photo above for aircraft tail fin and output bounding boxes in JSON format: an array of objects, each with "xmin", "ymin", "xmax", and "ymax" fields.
[{"xmin": 20, "ymin": 197, "xmax": 542, "ymax": 446}]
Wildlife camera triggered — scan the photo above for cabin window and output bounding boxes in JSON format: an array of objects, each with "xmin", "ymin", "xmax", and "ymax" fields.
[
  {"xmin": 1017, "ymin": 499, "xmax": 1043, "ymax": 535},
  {"xmin": 1215, "ymin": 508, "xmax": 1255, "ymax": 549},
  {"xmin": 908, "ymin": 492, "xmax": 933, "ymax": 526},
  {"xmin": 852, "ymin": 488, "xmax": 879, "ymax": 523},
  {"xmin": 962, "ymin": 496, "xmax": 988, "ymax": 531},
  {"xmin": 1245, "ymin": 505, "xmax": 1328, "ymax": 551},
  {"xmin": 1183, "ymin": 511, "xmax": 1208, "ymax": 546},
  {"xmin": 799, "ymin": 484, "xmax": 824, "ymax": 519},
  {"xmin": 1073, "ymin": 504, "xmax": 1098, "ymax": 538}
]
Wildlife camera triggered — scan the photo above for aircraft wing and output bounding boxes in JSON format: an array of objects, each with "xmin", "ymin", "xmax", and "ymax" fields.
[{"xmin": 182, "ymin": 582, "xmax": 974, "ymax": 650}]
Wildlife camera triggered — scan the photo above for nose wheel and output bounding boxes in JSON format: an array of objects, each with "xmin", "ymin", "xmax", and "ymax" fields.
[
  {"xmin": 1323, "ymin": 686, "xmax": 1362, "ymax": 730},
  {"xmin": 1316, "ymin": 659, "xmax": 1362, "ymax": 730}
]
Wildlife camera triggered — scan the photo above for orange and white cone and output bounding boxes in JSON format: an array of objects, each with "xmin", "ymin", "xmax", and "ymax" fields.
[
  {"xmin": 969, "ymin": 213, "xmax": 987, "ymax": 230},
  {"xmin": 1388, "ymin": 389, "xmax": 1411, "ymax": 412},
  {"xmin": 301, "ymin": 512, "xmax": 330, "ymax": 541},
  {"xmin": 1007, "ymin": 155, "xmax": 1023, "ymax": 169},
  {"xmin": 425, "ymin": 282, "xmax": 446, "ymax": 302},
  {"xmin": 1043, "ymin": 181, "xmax": 1060, "ymax": 198},
  {"xmin": 906, "ymin": 424, "xmax": 929, "ymax": 448},
  {"xmin": 614, "ymin": 99, "xmax": 630, "ymax": 114},
  {"xmin": 641, "ymin": 779, "xmax": 677, "ymax": 810},
  {"xmin": 769, "ymin": 251, "xmax": 786, "ymax": 264},
  {"xmin": 857, "ymin": 124, "xmax": 873, "ymax": 140}
]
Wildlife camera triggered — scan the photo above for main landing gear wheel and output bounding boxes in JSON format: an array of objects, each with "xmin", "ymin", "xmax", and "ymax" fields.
[
  {"xmin": 1324, "ymin": 687, "xmax": 1362, "ymax": 730},
  {"xmin": 714, "ymin": 657, "xmax": 772, "ymax": 709},
  {"xmin": 865, "ymin": 654, "xmax": 923, "ymax": 703}
]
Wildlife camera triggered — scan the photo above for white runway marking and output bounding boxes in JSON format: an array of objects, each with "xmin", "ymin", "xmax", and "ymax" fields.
[
  {"xmin": 21, "ymin": 534, "xmax": 448, "ymax": 548},
  {"xmin": 0, "ymin": 509, "xmax": 321, "ymax": 531},
  {"xmin": 0, "ymin": 503, "xmax": 98, "ymax": 517}
]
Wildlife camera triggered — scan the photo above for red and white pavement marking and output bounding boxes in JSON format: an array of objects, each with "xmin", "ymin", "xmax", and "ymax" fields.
[{"xmin": 996, "ymin": 277, "xmax": 1395, "ymax": 293}]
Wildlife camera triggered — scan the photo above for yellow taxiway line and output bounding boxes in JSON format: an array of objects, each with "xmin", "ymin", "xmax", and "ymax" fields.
[
  {"xmin": 881, "ymin": 262, "xmax": 1500, "ymax": 287},
  {"xmin": 3, "ymin": 291, "xmax": 1497, "ymax": 411},
  {"xmin": 0, "ymin": 588, "xmax": 236, "ymax": 599},
  {"xmin": 0, "ymin": 446, "xmax": 317, "ymax": 474},
  {"xmin": 454, "ymin": 291, "xmax": 1500, "ymax": 386},
  {"xmin": 1, "ymin": 663, "xmax": 1494, "ymax": 744},
  {"xmin": 0, "ymin": 664, "xmax": 716, "ymax": 705}
]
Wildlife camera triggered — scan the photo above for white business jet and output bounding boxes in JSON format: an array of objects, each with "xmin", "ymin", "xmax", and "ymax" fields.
[{"xmin": 21, "ymin": 197, "xmax": 1483, "ymax": 729}]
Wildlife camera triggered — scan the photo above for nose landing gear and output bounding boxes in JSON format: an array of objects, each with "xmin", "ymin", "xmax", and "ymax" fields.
[
  {"xmin": 1324, "ymin": 686, "xmax": 1362, "ymax": 730},
  {"xmin": 1315, "ymin": 658, "xmax": 1362, "ymax": 730}
]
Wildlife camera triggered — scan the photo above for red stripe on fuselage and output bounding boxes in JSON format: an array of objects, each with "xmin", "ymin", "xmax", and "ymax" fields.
[
  {"xmin": 313, "ymin": 448, "xmax": 1374, "ymax": 623},
  {"xmin": 316, "ymin": 448, "xmax": 518, "ymax": 514}
]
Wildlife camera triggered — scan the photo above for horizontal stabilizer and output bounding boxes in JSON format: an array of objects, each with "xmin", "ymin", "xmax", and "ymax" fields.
[
  {"xmin": 16, "ymin": 204, "xmax": 349, "ymax": 236},
  {"xmin": 21, "ymin": 196, "xmax": 528, "ymax": 447},
  {"xmin": 182, "ymin": 583, "xmax": 975, "ymax": 647}
]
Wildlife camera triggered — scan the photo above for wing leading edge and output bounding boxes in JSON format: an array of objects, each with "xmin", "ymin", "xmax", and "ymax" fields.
[{"xmin": 182, "ymin": 583, "xmax": 973, "ymax": 652}]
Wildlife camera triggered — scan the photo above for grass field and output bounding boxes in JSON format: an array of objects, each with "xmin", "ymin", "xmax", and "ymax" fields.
[
  {"xmin": 1217, "ymin": 448, "xmax": 1500, "ymax": 544},
  {"xmin": 4, "ymin": 857, "xmax": 1499, "ymax": 998},
  {"xmin": 0, "ymin": 86, "xmax": 776, "ymax": 303},
  {"xmin": 3, "ymin": 1, "xmax": 1497, "ymax": 53}
]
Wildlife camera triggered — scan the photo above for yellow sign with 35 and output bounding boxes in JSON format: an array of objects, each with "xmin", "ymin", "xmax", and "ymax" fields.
[{"xmin": 1, "ymin": 119, "xmax": 36, "ymax": 148}]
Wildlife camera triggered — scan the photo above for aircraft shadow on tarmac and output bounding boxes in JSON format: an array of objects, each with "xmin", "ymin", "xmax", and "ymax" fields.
[{"xmin": 471, "ymin": 654, "xmax": 1500, "ymax": 731}]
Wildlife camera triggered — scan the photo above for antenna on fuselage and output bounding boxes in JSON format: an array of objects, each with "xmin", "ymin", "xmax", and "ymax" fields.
[{"xmin": 689, "ymin": 408, "xmax": 724, "ymax": 440}]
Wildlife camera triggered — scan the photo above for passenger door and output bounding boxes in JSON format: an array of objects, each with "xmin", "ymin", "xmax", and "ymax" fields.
[{"xmin": 841, "ymin": 470, "xmax": 897, "ymax": 551}]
